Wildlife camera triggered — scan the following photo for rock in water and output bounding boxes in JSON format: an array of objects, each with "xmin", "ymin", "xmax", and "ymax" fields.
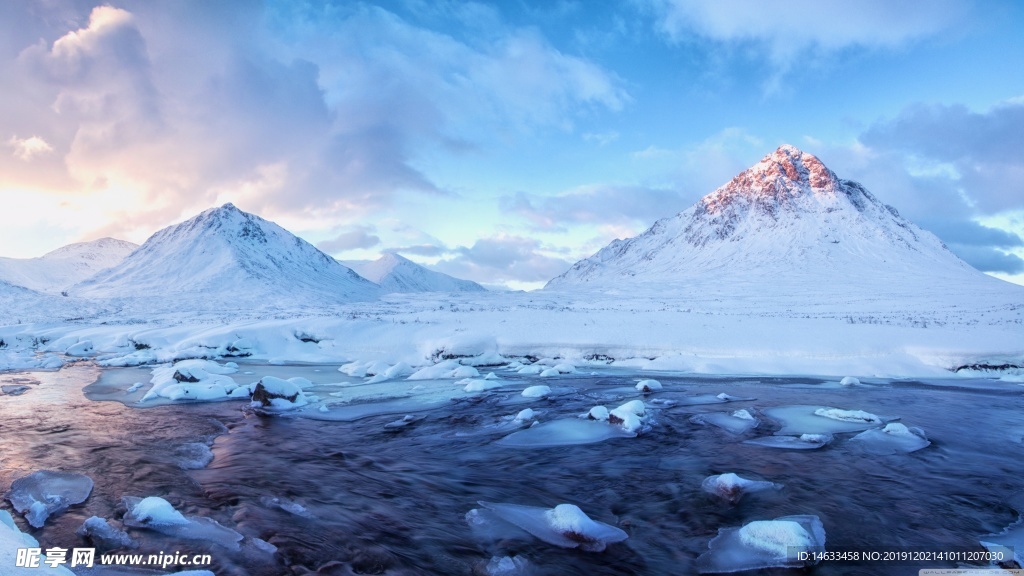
[{"xmin": 7, "ymin": 470, "xmax": 93, "ymax": 528}]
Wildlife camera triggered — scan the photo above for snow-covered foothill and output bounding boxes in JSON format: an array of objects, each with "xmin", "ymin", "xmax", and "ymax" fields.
[
  {"xmin": 695, "ymin": 515, "xmax": 826, "ymax": 574},
  {"xmin": 142, "ymin": 359, "xmax": 240, "ymax": 403},
  {"xmin": 475, "ymin": 501, "xmax": 628, "ymax": 552},
  {"xmin": 743, "ymin": 434, "xmax": 833, "ymax": 450},
  {"xmin": 122, "ymin": 496, "xmax": 243, "ymax": 550},
  {"xmin": 0, "ymin": 510, "xmax": 75, "ymax": 575},
  {"xmin": 347, "ymin": 252, "xmax": 486, "ymax": 294},
  {"xmin": 77, "ymin": 516, "xmax": 137, "ymax": 551},
  {"xmin": 6, "ymin": 470, "xmax": 94, "ymax": 528},
  {"xmin": 849, "ymin": 423, "xmax": 930, "ymax": 454},
  {"xmin": 250, "ymin": 376, "xmax": 310, "ymax": 411},
  {"xmin": 840, "ymin": 376, "xmax": 860, "ymax": 385},
  {"xmin": 701, "ymin": 473, "xmax": 782, "ymax": 504},
  {"xmin": 635, "ymin": 379, "xmax": 662, "ymax": 392}
]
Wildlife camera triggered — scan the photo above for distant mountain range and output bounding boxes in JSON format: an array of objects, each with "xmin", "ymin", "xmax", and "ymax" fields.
[
  {"xmin": 345, "ymin": 253, "xmax": 485, "ymax": 294},
  {"xmin": 0, "ymin": 238, "xmax": 137, "ymax": 294}
]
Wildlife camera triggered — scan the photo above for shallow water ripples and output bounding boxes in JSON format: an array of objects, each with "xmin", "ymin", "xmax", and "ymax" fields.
[{"xmin": 1, "ymin": 367, "xmax": 1023, "ymax": 575}]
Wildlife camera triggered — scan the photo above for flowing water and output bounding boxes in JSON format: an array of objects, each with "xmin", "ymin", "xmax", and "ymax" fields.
[{"xmin": 1, "ymin": 364, "xmax": 1023, "ymax": 576}]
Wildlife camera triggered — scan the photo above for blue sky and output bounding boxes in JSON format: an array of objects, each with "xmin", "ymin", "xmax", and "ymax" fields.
[{"xmin": 2, "ymin": 0, "xmax": 1023, "ymax": 289}]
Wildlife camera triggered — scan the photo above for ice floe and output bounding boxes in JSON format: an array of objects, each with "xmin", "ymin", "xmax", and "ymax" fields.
[
  {"xmin": 481, "ymin": 554, "xmax": 530, "ymax": 575},
  {"xmin": 122, "ymin": 496, "xmax": 243, "ymax": 550},
  {"xmin": 763, "ymin": 405, "xmax": 892, "ymax": 435},
  {"xmin": 849, "ymin": 423, "xmax": 930, "ymax": 454},
  {"xmin": 174, "ymin": 442, "xmax": 214, "ymax": 470},
  {"xmin": 6, "ymin": 470, "xmax": 93, "ymax": 528},
  {"xmin": 840, "ymin": 376, "xmax": 860, "ymax": 385},
  {"xmin": 0, "ymin": 510, "xmax": 74, "ymax": 575},
  {"xmin": 743, "ymin": 434, "xmax": 833, "ymax": 450},
  {"xmin": 463, "ymin": 378, "xmax": 504, "ymax": 393},
  {"xmin": 701, "ymin": 473, "xmax": 782, "ymax": 504},
  {"xmin": 497, "ymin": 419, "xmax": 636, "ymax": 447},
  {"xmin": 691, "ymin": 410, "xmax": 759, "ymax": 434},
  {"xmin": 695, "ymin": 515, "xmax": 826, "ymax": 573},
  {"xmin": 979, "ymin": 516, "xmax": 1024, "ymax": 567},
  {"xmin": 514, "ymin": 408, "xmax": 535, "ymax": 422},
  {"xmin": 77, "ymin": 516, "xmax": 137, "ymax": 551},
  {"xmin": 473, "ymin": 501, "xmax": 627, "ymax": 552}
]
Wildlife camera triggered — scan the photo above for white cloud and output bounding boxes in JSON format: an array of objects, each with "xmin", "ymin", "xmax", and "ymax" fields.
[{"xmin": 8, "ymin": 136, "xmax": 53, "ymax": 161}]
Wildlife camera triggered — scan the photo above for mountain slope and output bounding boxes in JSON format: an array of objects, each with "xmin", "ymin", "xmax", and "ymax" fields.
[
  {"xmin": 547, "ymin": 145, "xmax": 988, "ymax": 290},
  {"xmin": 348, "ymin": 253, "xmax": 485, "ymax": 293},
  {"xmin": 71, "ymin": 203, "xmax": 380, "ymax": 305},
  {"xmin": 0, "ymin": 238, "xmax": 137, "ymax": 294}
]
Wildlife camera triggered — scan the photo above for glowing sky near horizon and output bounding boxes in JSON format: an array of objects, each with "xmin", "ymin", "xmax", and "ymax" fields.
[{"xmin": 2, "ymin": 0, "xmax": 1023, "ymax": 289}]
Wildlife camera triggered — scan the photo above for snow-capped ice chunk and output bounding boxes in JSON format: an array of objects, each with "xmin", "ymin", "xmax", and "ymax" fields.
[
  {"xmin": 452, "ymin": 365, "xmax": 481, "ymax": 379},
  {"xmin": 636, "ymin": 379, "xmax": 662, "ymax": 392},
  {"xmin": 65, "ymin": 340, "xmax": 93, "ymax": 356},
  {"xmin": 701, "ymin": 473, "xmax": 782, "ymax": 504},
  {"xmin": 840, "ymin": 376, "xmax": 860, "ymax": 385},
  {"xmin": 122, "ymin": 496, "xmax": 242, "ymax": 550},
  {"xmin": 522, "ymin": 385, "xmax": 551, "ymax": 398},
  {"xmin": 77, "ymin": 516, "xmax": 137, "ymax": 551},
  {"xmin": 813, "ymin": 408, "xmax": 881, "ymax": 425},
  {"xmin": 692, "ymin": 411, "xmax": 759, "ymax": 434},
  {"xmin": 126, "ymin": 496, "xmax": 189, "ymax": 526},
  {"xmin": 587, "ymin": 406, "xmax": 609, "ymax": 421},
  {"xmin": 607, "ymin": 400, "xmax": 646, "ymax": 433},
  {"xmin": 516, "ymin": 364, "xmax": 543, "ymax": 375},
  {"xmin": 408, "ymin": 360, "xmax": 467, "ymax": 380},
  {"xmin": 695, "ymin": 515, "xmax": 825, "ymax": 573},
  {"xmin": 514, "ymin": 408, "xmax": 535, "ymax": 422},
  {"xmin": 849, "ymin": 422, "xmax": 930, "ymax": 454},
  {"xmin": 463, "ymin": 379, "xmax": 504, "ymax": 393},
  {"xmin": 7, "ymin": 470, "xmax": 93, "ymax": 528},
  {"xmin": 614, "ymin": 399, "xmax": 646, "ymax": 416},
  {"xmin": 552, "ymin": 363, "xmax": 576, "ymax": 374},
  {"xmin": 483, "ymin": 555, "xmax": 530, "ymax": 575},
  {"xmin": 743, "ymin": 434, "xmax": 833, "ymax": 450},
  {"xmin": 250, "ymin": 376, "xmax": 308, "ymax": 410},
  {"xmin": 477, "ymin": 501, "xmax": 628, "ymax": 552},
  {"xmin": 539, "ymin": 368, "xmax": 560, "ymax": 377},
  {"xmin": 497, "ymin": 419, "xmax": 636, "ymax": 447},
  {"xmin": 142, "ymin": 359, "xmax": 238, "ymax": 403}
]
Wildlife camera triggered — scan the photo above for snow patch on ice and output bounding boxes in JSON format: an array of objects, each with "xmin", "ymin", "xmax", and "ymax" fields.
[
  {"xmin": 476, "ymin": 501, "xmax": 628, "ymax": 552},
  {"xmin": 6, "ymin": 470, "xmax": 93, "ymax": 528}
]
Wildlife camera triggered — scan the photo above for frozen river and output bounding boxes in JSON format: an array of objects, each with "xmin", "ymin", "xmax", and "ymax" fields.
[{"xmin": 1, "ymin": 363, "xmax": 1022, "ymax": 575}]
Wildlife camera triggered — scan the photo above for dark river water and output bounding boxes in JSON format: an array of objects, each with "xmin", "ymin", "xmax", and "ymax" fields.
[{"xmin": 1, "ymin": 364, "xmax": 1022, "ymax": 576}]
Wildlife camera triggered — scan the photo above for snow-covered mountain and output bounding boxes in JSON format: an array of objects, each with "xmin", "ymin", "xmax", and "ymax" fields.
[
  {"xmin": 71, "ymin": 203, "xmax": 379, "ymax": 305},
  {"xmin": 0, "ymin": 238, "xmax": 137, "ymax": 294},
  {"xmin": 547, "ymin": 145, "xmax": 990, "ymax": 290},
  {"xmin": 348, "ymin": 253, "xmax": 485, "ymax": 293}
]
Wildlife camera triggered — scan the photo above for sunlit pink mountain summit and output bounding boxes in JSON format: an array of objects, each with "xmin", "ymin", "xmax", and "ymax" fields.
[{"xmin": 547, "ymin": 145, "xmax": 987, "ymax": 289}]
